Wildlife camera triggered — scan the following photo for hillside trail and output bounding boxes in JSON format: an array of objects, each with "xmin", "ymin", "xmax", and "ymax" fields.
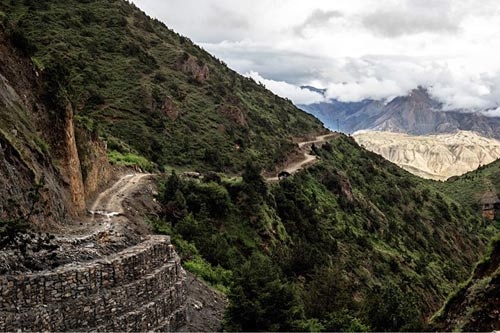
[
  {"xmin": 266, "ymin": 132, "xmax": 339, "ymax": 181},
  {"xmin": 55, "ymin": 173, "xmax": 155, "ymax": 247}
]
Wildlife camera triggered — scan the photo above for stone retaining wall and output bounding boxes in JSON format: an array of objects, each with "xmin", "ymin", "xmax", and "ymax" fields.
[{"xmin": 0, "ymin": 235, "xmax": 187, "ymax": 332}]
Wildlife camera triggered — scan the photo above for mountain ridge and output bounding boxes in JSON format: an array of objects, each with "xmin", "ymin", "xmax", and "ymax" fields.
[
  {"xmin": 0, "ymin": 1, "xmax": 497, "ymax": 331},
  {"xmin": 2, "ymin": 0, "xmax": 325, "ymax": 173},
  {"xmin": 300, "ymin": 87, "xmax": 500, "ymax": 139}
]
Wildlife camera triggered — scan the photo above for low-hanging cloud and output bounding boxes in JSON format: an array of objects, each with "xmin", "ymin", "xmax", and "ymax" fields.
[
  {"xmin": 245, "ymin": 71, "xmax": 325, "ymax": 105},
  {"xmin": 245, "ymin": 57, "xmax": 500, "ymax": 113}
]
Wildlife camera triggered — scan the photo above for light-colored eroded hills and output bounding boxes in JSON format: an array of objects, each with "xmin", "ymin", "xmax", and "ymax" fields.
[{"xmin": 353, "ymin": 130, "xmax": 500, "ymax": 180}]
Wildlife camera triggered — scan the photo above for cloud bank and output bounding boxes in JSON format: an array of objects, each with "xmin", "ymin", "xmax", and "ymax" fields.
[
  {"xmin": 245, "ymin": 71, "xmax": 325, "ymax": 105},
  {"xmin": 131, "ymin": 0, "xmax": 500, "ymax": 111}
]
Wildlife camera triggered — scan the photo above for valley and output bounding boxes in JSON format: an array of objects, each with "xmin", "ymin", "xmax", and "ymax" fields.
[{"xmin": 0, "ymin": 0, "xmax": 500, "ymax": 332}]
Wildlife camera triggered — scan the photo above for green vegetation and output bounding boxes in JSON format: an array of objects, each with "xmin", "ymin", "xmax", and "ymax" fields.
[
  {"xmin": 436, "ymin": 159, "xmax": 500, "ymax": 211},
  {"xmin": 153, "ymin": 136, "xmax": 493, "ymax": 331},
  {"xmin": 108, "ymin": 150, "xmax": 153, "ymax": 171},
  {"xmin": 2, "ymin": 0, "xmax": 324, "ymax": 173},
  {"xmin": 430, "ymin": 234, "xmax": 500, "ymax": 331},
  {"xmin": 2, "ymin": 0, "xmax": 496, "ymax": 330}
]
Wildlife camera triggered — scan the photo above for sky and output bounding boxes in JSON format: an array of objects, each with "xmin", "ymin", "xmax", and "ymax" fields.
[{"xmin": 131, "ymin": 0, "xmax": 500, "ymax": 113}]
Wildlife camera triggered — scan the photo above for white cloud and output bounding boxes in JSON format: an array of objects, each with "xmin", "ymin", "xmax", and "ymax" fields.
[
  {"xmin": 131, "ymin": 0, "xmax": 500, "ymax": 110},
  {"xmin": 325, "ymin": 78, "xmax": 404, "ymax": 102},
  {"xmin": 245, "ymin": 71, "xmax": 325, "ymax": 105}
]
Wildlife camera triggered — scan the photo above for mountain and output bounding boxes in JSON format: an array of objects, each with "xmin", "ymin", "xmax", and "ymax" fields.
[
  {"xmin": 353, "ymin": 130, "xmax": 500, "ymax": 180},
  {"xmin": 156, "ymin": 135, "xmax": 493, "ymax": 331},
  {"xmin": 2, "ymin": 0, "xmax": 325, "ymax": 173},
  {"xmin": 0, "ymin": 20, "xmax": 111, "ymax": 229},
  {"xmin": 300, "ymin": 87, "xmax": 500, "ymax": 139},
  {"xmin": 0, "ymin": 1, "xmax": 497, "ymax": 331}
]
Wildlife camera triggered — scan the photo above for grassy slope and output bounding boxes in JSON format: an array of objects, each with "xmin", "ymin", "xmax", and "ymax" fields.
[
  {"xmin": 282, "ymin": 136, "xmax": 494, "ymax": 317},
  {"xmin": 2, "ymin": 0, "xmax": 324, "ymax": 172},
  {"xmin": 436, "ymin": 159, "xmax": 500, "ymax": 212}
]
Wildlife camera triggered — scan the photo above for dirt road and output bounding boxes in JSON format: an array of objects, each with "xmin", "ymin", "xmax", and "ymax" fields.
[
  {"xmin": 90, "ymin": 173, "xmax": 153, "ymax": 218},
  {"xmin": 267, "ymin": 132, "xmax": 339, "ymax": 181},
  {"xmin": 55, "ymin": 173, "xmax": 156, "ymax": 255}
]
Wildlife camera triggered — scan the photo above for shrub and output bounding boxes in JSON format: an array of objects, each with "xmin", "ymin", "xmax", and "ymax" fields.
[{"xmin": 107, "ymin": 150, "xmax": 153, "ymax": 171}]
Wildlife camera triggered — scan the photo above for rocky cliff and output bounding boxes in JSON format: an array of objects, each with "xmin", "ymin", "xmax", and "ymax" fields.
[
  {"xmin": 353, "ymin": 130, "xmax": 500, "ymax": 180},
  {"xmin": 0, "ymin": 25, "xmax": 70, "ymax": 225},
  {"xmin": 0, "ymin": 24, "xmax": 112, "ymax": 225}
]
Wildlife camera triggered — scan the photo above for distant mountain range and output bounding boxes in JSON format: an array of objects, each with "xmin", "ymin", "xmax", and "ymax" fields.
[{"xmin": 299, "ymin": 87, "xmax": 500, "ymax": 139}]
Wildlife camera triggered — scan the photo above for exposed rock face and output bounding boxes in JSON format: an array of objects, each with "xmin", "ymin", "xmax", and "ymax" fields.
[
  {"xmin": 178, "ymin": 54, "xmax": 209, "ymax": 83},
  {"xmin": 218, "ymin": 105, "xmax": 247, "ymax": 127},
  {"xmin": 0, "ymin": 235, "xmax": 187, "ymax": 332},
  {"xmin": 162, "ymin": 97, "xmax": 179, "ymax": 120},
  {"xmin": 300, "ymin": 87, "xmax": 500, "ymax": 140},
  {"xmin": 57, "ymin": 103, "xmax": 86, "ymax": 213},
  {"xmin": 0, "ymin": 29, "xmax": 69, "ymax": 226},
  {"xmin": 76, "ymin": 127, "xmax": 112, "ymax": 201},
  {"xmin": 353, "ymin": 130, "xmax": 500, "ymax": 180},
  {"xmin": 0, "ymin": 27, "xmax": 113, "ymax": 222}
]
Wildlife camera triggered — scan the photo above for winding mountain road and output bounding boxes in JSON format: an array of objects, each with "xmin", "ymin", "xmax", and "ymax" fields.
[{"xmin": 267, "ymin": 132, "xmax": 339, "ymax": 181}]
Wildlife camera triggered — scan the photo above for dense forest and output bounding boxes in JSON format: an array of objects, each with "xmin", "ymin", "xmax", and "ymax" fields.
[{"xmin": 153, "ymin": 136, "xmax": 494, "ymax": 331}]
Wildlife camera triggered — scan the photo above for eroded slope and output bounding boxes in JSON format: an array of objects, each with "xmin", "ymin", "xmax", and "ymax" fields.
[{"xmin": 353, "ymin": 130, "xmax": 500, "ymax": 180}]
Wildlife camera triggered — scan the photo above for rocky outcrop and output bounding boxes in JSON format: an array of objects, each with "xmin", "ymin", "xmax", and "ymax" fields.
[
  {"xmin": 0, "ymin": 29, "xmax": 70, "ymax": 226},
  {"xmin": 76, "ymin": 127, "xmax": 112, "ymax": 201},
  {"xmin": 177, "ymin": 54, "xmax": 209, "ymax": 83},
  {"xmin": 162, "ymin": 97, "xmax": 179, "ymax": 121},
  {"xmin": 218, "ymin": 105, "xmax": 247, "ymax": 127},
  {"xmin": 353, "ymin": 130, "xmax": 500, "ymax": 180},
  {"xmin": 0, "ymin": 26, "xmax": 113, "ymax": 222},
  {"xmin": 57, "ymin": 103, "xmax": 85, "ymax": 213},
  {"xmin": 0, "ymin": 235, "xmax": 187, "ymax": 332}
]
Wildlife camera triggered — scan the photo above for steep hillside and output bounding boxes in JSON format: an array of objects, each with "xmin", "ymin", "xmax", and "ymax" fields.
[
  {"xmin": 430, "ymin": 235, "xmax": 500, "ymax": 331},
  {"xmin": 353, "ymin": 130, "xmax": 500, "ymax": 180},
  {"xmin": 154, "ymin": 134, "xmax": 494, "ymax": 331},
  {"xmin": 300, "ymin": 87, "xmax": 500, "ymax": 138},
  {"xmin": 436, "ymin": 159, "xmax": 500, "ymax": 212},
  {"xmin": 0, "ymin": 21, "xmax": 112, "ymax": 233},
  {"xmin": 2, "ymin": 0, "xmax": 324, "ymax": 173}
]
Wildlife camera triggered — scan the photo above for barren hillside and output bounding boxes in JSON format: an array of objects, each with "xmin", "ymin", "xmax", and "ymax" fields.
[{"xmin": 353, "ymin": 130, "xmax": 500, "ymax": 180}]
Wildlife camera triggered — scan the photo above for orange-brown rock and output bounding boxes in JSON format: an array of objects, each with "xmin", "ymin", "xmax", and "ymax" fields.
[
  {"xmin": 218, "ymin": 105, "xmax": 247, "ymax": 127},
  {"xmin": 178, "ymin": 54, "xmax": 209, "ymax": 83},
  {"xmin": 162, "ymin": 96, "xmax": 179, "ymax": 120}
]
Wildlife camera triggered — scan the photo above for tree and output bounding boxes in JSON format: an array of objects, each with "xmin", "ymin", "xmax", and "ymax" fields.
[
  {"xmin": 363, "ymin": 282, "xmax": 424, "ymax": 332},
  {"xmin": 242, "ymin": 159, "xmax": 267, "ymax": 197},
  {"xmin": 225, "ymin": 253, "xmax": 303, "ymax": 331},
  {"xmin": 162, "ymin": 170, "xmax": 180, "ymax": 203}
]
